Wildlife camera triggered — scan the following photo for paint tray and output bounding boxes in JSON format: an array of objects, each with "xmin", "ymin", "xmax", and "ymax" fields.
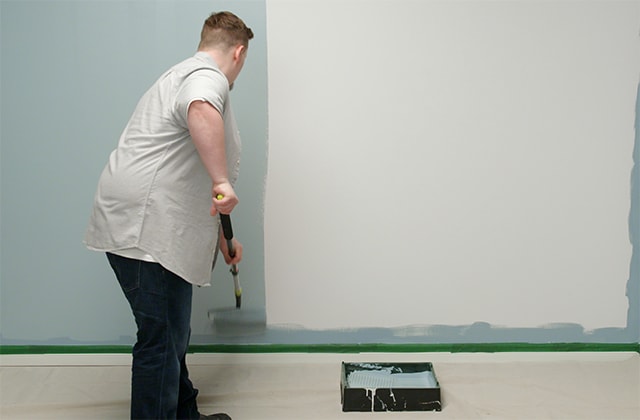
[{"xmin": 340, "ymin": 362, "xmax": 442, "ymax": 412}]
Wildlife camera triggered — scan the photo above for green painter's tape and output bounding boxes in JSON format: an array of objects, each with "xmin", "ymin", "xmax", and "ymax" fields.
[{"xmin": 1, "ymin": 343, "xmax": 638, "ymax": 355}]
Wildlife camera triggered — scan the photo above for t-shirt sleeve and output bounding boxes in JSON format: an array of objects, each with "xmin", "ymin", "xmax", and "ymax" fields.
[{"xmin": 174, "ymin": 68, "xmax": 228, "ymax": 128}]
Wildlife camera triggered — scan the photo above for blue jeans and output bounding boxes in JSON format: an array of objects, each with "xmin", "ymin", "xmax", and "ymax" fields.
[{"xmin": 107, "ymin": 253, "xmax": 200, "ymax": 419}]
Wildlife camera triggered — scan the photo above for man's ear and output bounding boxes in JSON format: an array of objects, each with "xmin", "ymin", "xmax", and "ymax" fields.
[{"xmin": 234, "ymin": 45, "xmax": 246, "ymax": 61}]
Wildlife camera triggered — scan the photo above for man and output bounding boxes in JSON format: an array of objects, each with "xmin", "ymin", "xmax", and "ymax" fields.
[{"xmin": 84, "ymin": 11, "xmax": 253, "ymax": 420}]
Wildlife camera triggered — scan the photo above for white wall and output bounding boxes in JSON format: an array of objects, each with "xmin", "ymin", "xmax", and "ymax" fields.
[
  {"xmin": 1, "ymin": 0, "xmax": 637, "ymax": 346},
  {"xmin": 264, "ymin": 0, "xmax": 638, "ymax": 331}
]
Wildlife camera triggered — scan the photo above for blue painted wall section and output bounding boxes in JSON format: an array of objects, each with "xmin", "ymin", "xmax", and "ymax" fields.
[{"xmin": 627, "ymin": 81, "xmax": 640, "ymax": 341}]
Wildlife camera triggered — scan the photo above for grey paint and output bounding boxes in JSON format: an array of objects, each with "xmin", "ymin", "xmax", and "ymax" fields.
[{"xmin": 0, "ymin": 0, "xmax": 267, "ymax": 344}]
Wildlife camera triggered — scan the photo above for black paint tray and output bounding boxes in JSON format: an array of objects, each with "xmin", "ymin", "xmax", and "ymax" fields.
[{"xmin": 340, "ymin": 362, "xmax": 442, "ymax": 412}]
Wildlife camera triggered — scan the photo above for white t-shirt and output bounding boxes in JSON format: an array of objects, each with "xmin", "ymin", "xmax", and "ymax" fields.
[{"xmin": 84, "ymin": 52, "xmax": 241, "ymax": 286}]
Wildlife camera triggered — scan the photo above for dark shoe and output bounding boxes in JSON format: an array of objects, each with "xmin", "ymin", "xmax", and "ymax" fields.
[{"xmin": 200, "ymin": 414, "xmax": 231, "ymax": 420}]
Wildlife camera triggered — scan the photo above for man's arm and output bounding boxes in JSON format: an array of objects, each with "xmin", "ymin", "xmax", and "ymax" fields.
[{"xmin": 187, "ymin": 100, "xmax": 238, "ymax": 215}]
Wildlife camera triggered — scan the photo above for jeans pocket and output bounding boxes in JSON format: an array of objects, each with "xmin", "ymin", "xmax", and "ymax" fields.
[{"xmin": 106, "ymin": 252, "xmax": 141, "ymax": 292}]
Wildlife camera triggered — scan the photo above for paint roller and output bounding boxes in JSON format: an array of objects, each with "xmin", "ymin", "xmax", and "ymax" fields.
[
  {"xmin": 220, "ymin": 212, "xmax": 242, "ymax": 308},
  {"xmin": 207, "ymin": 202, "xmax": 266, "ymax": 336}
]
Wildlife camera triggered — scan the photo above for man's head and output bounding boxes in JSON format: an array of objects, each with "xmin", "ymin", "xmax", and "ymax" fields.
[
  {"xmin": 199, "ymin": 11, "xmax": 254, "ymax": 51},
  {"xmin": 198, "ymin": 12, "xmax": 254, "ymax": 85}
]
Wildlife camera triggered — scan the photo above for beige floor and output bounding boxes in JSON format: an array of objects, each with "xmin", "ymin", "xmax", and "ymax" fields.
[{"xmin": 1, "ymin": 352, "xmax": 638, "ymax": 419}]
